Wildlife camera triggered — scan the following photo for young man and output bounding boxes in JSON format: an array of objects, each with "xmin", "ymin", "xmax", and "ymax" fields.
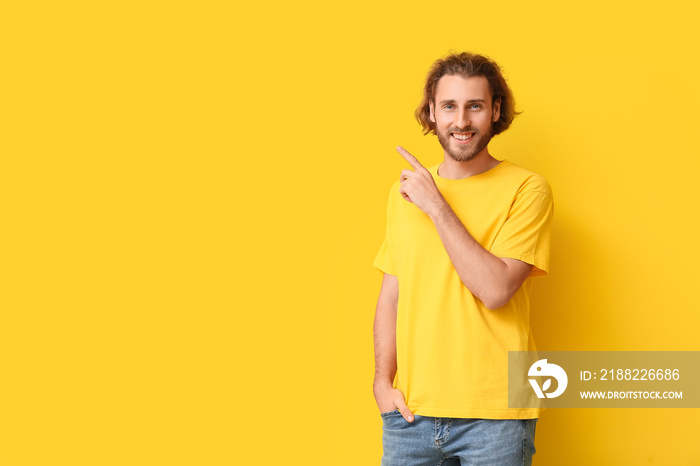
[{"xmin": 373, "ymin": 52, "xmax": 553, "ymax": 465}]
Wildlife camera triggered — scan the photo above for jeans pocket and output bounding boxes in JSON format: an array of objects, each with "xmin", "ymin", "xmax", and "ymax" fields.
[{"xmin": 380, "ymin": 408, "xmax": 401, "ymax": 417}]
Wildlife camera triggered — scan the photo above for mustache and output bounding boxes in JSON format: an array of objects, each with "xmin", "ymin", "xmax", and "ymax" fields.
[{"xmin": 449, "ymin": 127, "xmax": 478, "ymax": 134}]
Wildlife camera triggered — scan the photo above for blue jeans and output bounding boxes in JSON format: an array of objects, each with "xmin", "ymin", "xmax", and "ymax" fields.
[{"xmin": 380, "ymin": 410, "xmax": 537, "ymax": 466}]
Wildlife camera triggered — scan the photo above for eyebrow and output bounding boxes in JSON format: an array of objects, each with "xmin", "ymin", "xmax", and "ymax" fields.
[{"xmin": 438, "ymin": 99, "xmax": 487, "ymax": 105}]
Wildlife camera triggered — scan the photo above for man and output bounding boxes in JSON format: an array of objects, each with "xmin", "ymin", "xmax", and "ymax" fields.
[{"xmin": 372, "ymin": 52, "xmax": 553, "ymax": 465}]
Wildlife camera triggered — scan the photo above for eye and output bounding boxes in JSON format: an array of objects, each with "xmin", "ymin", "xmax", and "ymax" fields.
[
  {"xmin": 470, "ymin": 104, "xmax": 482, "ymax": 110},
  {"xmin": 443, "ymin": 104, "xmax": 454, "ymax": 110}
]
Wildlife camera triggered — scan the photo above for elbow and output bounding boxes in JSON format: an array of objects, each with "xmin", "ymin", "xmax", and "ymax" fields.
[
  {"xmin": 481, "ymin": 297, "xmax": 509, "ymax": 311},
  {"xmin": 479, "ymin": 288, "xmax": 516, "ymax": 310},
  {"xmin": 467, "ymin": 261, "xmax": 531, "ymax": 310}
]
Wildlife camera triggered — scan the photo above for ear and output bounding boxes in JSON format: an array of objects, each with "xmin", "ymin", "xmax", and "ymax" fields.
[
  {"xmin": 492, "ymin": 97, "xmax": 501, "ymax": 122},
  {"xmin": 429, "ymin": 101, "xmax": 436, "ymax": 123}
]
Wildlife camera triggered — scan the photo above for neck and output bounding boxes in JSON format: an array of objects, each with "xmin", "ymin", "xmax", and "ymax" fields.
[{"xmin": 438, "ymin": 149, "xmax": 500, "ymax": 180}]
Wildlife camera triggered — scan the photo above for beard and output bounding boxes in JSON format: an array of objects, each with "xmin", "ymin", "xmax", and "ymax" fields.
[{"xmin": 436, "ymin": 124, "xmax": 494, "ymax": 163}]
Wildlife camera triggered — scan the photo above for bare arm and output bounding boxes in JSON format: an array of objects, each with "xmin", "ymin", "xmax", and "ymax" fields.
[
  {"xmin": 429, "ymin": 204, "xmax": 533, "ymax": 310},
  {"xmin": 373, "ymin": 273, "xmax": 414, "ymax": 422},
  {"xmin": 396, "ymin": 146, "xmax": 532, "ymax": 310}
]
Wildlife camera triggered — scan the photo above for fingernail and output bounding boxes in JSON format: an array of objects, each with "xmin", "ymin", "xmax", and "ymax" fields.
[{"xmin": 407, "ymin": 415, "xmax": 414, "ymax": 421}]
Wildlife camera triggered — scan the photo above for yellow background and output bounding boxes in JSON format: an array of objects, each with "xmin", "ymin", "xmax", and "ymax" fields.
[{"xmin": 2, "ymin": 0, "xmax": 699, "ymax": 464}]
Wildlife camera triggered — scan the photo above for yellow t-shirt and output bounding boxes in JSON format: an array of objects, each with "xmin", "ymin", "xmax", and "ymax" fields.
[{"xmin": 373, "ymin": 160, "xmax": 553, "ymax": 419}]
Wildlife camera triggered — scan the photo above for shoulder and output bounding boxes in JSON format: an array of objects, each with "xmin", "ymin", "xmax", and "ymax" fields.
[
  {"xmin": 500, "ymin": 161, "xmax": 552, "ymax": 198},
  {"xmin": 388, "ymin": 179, "xmax": 402, "ymax": 199},
  {"xmin": 381, "ymin": 179, "xmax": 403, "ymax": 211}
]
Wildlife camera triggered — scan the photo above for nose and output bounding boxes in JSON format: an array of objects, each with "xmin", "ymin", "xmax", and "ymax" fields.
[{"xmin": 456, "ymin": 108, "xmax": 470, "ymax": 129}]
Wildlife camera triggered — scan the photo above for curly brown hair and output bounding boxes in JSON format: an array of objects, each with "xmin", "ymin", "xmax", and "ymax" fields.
[{"xmin": 415, "ymin": 52, "xmax": 520, "ymax": 136}]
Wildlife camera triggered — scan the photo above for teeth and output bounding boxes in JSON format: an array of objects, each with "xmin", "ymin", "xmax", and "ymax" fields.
[{"xmin": 453, "ymin": 133, "xmax": 473, "ymax": 141}]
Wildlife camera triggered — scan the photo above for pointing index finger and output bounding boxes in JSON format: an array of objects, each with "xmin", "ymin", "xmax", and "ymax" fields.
[{"xmin": 396, "ymin": 146, "xmax": 426, "ymax": 172}]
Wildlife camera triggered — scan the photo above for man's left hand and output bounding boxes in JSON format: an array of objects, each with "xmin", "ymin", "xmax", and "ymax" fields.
[{"xmin": 397, "ymin": 146, "xmax": 447, "ymax": 218}]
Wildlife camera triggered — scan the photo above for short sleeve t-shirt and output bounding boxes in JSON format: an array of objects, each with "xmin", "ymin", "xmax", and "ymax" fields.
[{"xmin": 373, "ymin": 160, "xmax": 553, "ymax": 419}]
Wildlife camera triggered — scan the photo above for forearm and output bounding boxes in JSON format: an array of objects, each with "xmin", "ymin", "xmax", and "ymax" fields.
[
  {"xmin": 372, "ymin": 277, "xmax": 413, "ymax": 419},
  {"xmin": 373, "ymin": 301, "xmax": 397, "ymax": 389},
  {"xmin": 429, "ymin": 203, "xmax": 518, "ymax": 309}
]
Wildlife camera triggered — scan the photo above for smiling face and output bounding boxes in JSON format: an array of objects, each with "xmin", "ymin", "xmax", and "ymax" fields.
[{"xmin": 429, "ymin": 74, "xmax": 501, "ymax": 163}]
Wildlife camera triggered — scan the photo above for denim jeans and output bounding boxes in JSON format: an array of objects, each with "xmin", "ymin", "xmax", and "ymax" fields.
[{"xmin": 380, "ymin": 410, "xmax": 537, "ymax": 466}]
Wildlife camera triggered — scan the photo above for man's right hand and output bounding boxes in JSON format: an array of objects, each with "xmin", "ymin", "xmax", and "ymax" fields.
[{"xmin": 373, "ymin": 382, "xmax": 414, "ymax": 422}]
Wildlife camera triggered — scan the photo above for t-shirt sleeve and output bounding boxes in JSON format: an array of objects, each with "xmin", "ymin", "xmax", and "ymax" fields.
[
  {"xmin": 490, "ymin": 180, "xmax": 553, "ymax": 277},
  {"xmin": 373, "ymin": 188, "xmax": 398, "ymax": 276}
]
